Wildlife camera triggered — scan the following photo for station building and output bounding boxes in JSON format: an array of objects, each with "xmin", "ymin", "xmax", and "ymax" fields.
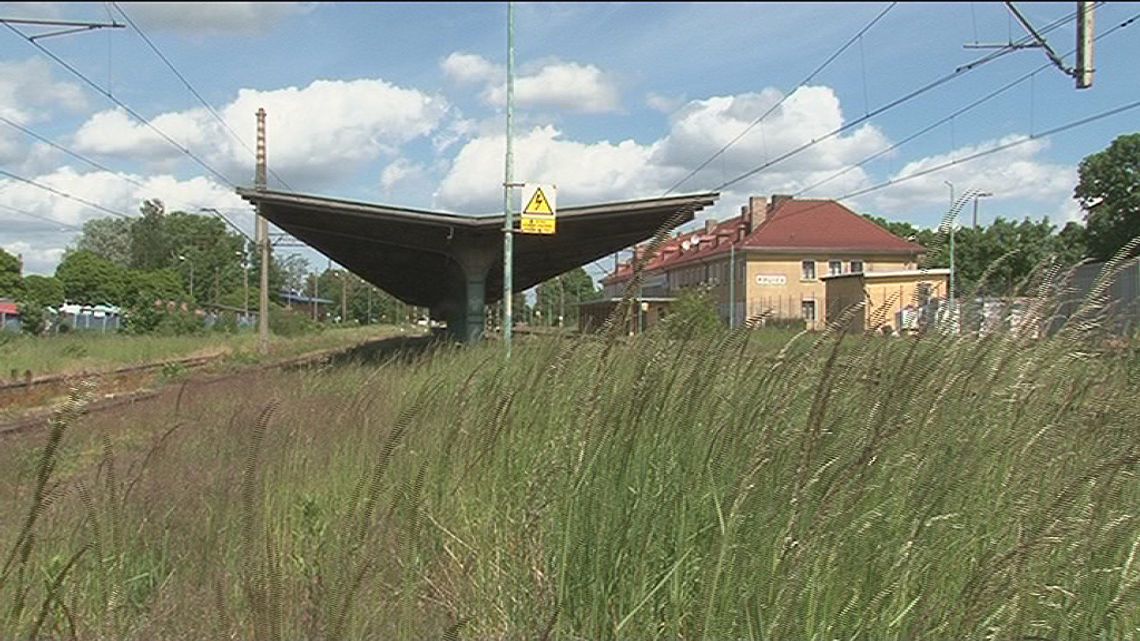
[{"xmin": 594, "ymin": 194, "xmax": 942, "ymax": 332}]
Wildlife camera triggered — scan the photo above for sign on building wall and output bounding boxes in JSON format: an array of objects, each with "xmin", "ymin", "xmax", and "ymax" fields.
[
  {"xmin": 520, "ymin": 183, "xmax": 557, "ymax": 235},
  {"xmin": 756, "ymin": 274, "xmax": 787, "ymax": 286}
]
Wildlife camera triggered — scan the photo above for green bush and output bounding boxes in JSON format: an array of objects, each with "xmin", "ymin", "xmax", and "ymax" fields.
[
  {"xmin": 268, "ymin": 304, "xmax": 322, "ymax": 337},
  {"xmin": 18, "ymin": 301, "xmax": 45, "ymax": 336},
  {"xmin": 659, "ymin": 287, "xmax": 722, "ymax": 339}
]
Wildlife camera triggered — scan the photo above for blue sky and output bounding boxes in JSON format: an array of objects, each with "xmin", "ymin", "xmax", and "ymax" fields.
[{"xmin": 1, "ymin": 2, "xmax": 1138, "ymax": 283}]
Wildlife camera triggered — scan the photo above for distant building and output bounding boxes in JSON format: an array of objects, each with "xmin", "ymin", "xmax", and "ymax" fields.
[
  {"xmin": 599, "ymin": 195, "xmax": 927, "ymax": 331},
  {"xmin": 278, "ymin": 289, "xmax": 334, "ymax": 322},
  {"xmin": 823, "ymin": 269, "xmax": 950, "ymax": 334},
  {"xmin": 0, "ymin": 299, "xmax": 20, "ymax": 333},
  {"xmin": 58, "ymin": 303, "xmax": 123, "ymax": 332}
]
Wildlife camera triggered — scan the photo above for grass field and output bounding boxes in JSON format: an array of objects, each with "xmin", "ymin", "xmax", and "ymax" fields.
[
  {"xmin": 1, "ymin": 305, "xmax": 1137, "ymax": 639},
  {"xmin": 0, "ymin": 324, "xmax": 417, "ymax": 379}
]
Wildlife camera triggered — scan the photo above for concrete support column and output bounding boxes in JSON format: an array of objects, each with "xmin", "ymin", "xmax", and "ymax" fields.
[
  {"xmin": 452, "ymin": 246, "xmax": 498, "ymax": 344},
  {"xmin": 464, "ymin": 273, "xmax": 486, "ymax": 343}
]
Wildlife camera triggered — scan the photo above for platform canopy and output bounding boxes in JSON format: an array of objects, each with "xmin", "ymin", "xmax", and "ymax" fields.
[{"xmin": 238, "ymin": 188, "xmax": 718, "ymax": 338}]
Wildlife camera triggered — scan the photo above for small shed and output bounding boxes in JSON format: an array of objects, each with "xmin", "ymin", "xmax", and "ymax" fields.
[{"xmin": 822, "ymin": 269, "xmax": 950, "ymax": 334}]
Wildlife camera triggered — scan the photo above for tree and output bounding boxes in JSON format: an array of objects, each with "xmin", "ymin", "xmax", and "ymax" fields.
[
  {"xmin": 130, "ymin": 199, "xmax": 170, "ymax": 270},
  {"xmin": 75, "ymin": 217, "xmax": 133, "ymax": 268},
  {"xmin": 535, "ymin": 267, "xmax": 598, "ymax": 326},
  {"xmin": 1075, "ymin": 132, "xmax": 1140, "ymax": 261},
  {"xmin": 277, "ymin": 253, "xmax": 312, "ymax": 293},
  {"xmin": 55, "ymin": 250, "xmax": 128, "ymax": 305},
  {"xmin": 0, "ymin": 247, "xmax": 21, "ymax": 299},
  {"xmin": 21, "ymin": 275, "xmax": 64, "ymax": 308}
]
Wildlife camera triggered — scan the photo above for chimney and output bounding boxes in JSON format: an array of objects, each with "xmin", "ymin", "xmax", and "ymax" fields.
[
  {"xmin": 768, "ymin": 194, "xmax": 794, "ymax": 218},
  {"xmin": 742, "ymin": 196, "xmax": 768, "ymax": 234}
]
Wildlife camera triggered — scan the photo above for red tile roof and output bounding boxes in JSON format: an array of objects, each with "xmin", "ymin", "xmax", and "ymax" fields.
[
  {"xmin": 0, "ymin": 301, "xmax": 20, "ymax": 315},
  {"xmin": 603, "ymin": 197, "xmax": 924, "ymax": 285}
]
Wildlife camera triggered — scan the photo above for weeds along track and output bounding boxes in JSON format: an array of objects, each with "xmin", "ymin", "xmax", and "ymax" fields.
[{"xmin": 0, "ymin": 334, "xmax": 433, "ymax": 436}]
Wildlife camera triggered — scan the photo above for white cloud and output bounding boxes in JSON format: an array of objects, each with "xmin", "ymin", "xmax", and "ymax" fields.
[
  {"xmin": 70, "ymin": 78, "xmax": 450, "ymax": 189},
  {"xmin": 484, "ymin": 61, "xmax": 621, "ymax": 114},
  {"xmin": 0, "ymin": 59, "xmax": 87, "ymax": 124},
  {"xmin": 380, "ymin": 158, "xmax": 425, "ymax": 195},
  {"xmin": 115, "ymin": 2, "xmax": 315, "ymax": 35},
  {"xmin": 865, "ymin": 136, "xmax": 1076, "ymax": 220},
  {"xmin": 441, "ymin": 53, "xmax": 621, "ymax": 114},
  {"xmin": 441, "ymin": 52, "xmax": 500, "ymax": 85},
  {"xmin": 646, "ymin": 92, "xmax": 685, "ymax": 114},
  {"xmin": 0, "ymin": 166, "xmax": 247, "ymax": 230},
  {"xmin": 435, "ymin": 125, "xmax": 659, "ymax": 213},
  {"xmin": 653, "ymin": 86, "xmax": 889, "ymax": 180},
  {"xmin": 436, "ymin": 84, "xmax": 889, "ymax": 214},
  {"xmin": 1, "ymin": 240, "xmax": 66, "ymax": 276}
]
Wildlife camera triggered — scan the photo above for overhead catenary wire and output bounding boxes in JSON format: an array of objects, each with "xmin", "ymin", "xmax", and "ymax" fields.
[
  {"xmin": 713, "ymin": 3, "xmax": 1092, "ymax": 193},
  {"xmin": 0, "ymin": 167, "xmax": 134, "ymax": 219},
  {"xmin": 794, "ymin": 9, "xmax": 1138, "ymax": 198},
  {"xmin": 837, "ymin": 98, "xmax": 1140, "ymax": 203},
  {"xmin": 109, "ymin": 2, "xmax": 294, "ymax": 191},
  {"xmin": 0, "ymin": 114, "xmax": 265, "ymax": 237},
  {"xmin": 663, "ymin": 1, "xmax": 898, "ymax": 196},
  {"xmin": 0, "ymin": 202, "xmax": 81, "ymax": 231},
  {"xmin": 3, "ymin": 21, "xmax": 239, "ymax": 189}
]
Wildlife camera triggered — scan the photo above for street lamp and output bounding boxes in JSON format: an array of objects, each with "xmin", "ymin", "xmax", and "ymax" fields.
[
  {"xmin": 177, "ymin": 254, "xmax": 195, "ymax": 302},
  {"xmin": 943, "ymin": 180, "xmax": 959, "ymax": 333},
  {"xmin": 235, "ymin": 250, "xmax": 249, "ymax": 324},
  {"xmin": 972, "ymin": 191, "xmax": 994, "ymax": 228}
]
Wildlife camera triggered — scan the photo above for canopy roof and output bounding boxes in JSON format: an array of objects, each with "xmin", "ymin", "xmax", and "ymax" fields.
[{"xmin": 237, "ymin": 188, "xmax": 718, "ymax": 309}]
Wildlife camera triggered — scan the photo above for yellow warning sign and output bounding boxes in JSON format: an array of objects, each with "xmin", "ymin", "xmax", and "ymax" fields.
[
  {"xmin": 521, "ymin": 216, "xmax": 556, "ymax": 234},
  {"xmin": 523, "ymin": 186, "xmax": 554, "ymax": 215},
  {"xmin": 520, "ymin": 183, "xmax": 556, "ymax": 234}
]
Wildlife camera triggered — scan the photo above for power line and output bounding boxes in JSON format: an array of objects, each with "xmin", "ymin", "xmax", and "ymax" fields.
[
  {"xmin": 837, "ymin": 98, "xmax": 1140, "ymax": 203},
  {"xmin": 0, "ymin": 114, "xmax": 263, "ymax": 232},
  {"xmin": 3, "ymin": 21, "xmax": 239, "ymax": 189},
  {"xmin": 0, "ymin": 167, "xmax": 133, "ymax": 219},
  {"xmin": 109, "ymin": 2, "xmax": 294, "ymax": 191},
  {"xmin": 0, "ymin": 114, "xmax": 148, "ymax": 191},
  {"xmin": 663, "ymin": 2, "xmax": 898, "ymax": 196},
  {"xmin": 713, "ymin": 3, "xmax": 1089, "ymax": 193},
  {"xmin": 0, "ymin": 202, "xmax": 81, "ymax": 231},
  {"xmin": 795, "ymin": 8, "xmax": 1138, "ymax": 198}
]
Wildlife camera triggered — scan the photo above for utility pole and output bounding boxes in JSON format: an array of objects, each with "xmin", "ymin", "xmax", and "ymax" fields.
[
  {"xmin": 944, "ymin": 180, "xmax": 956, "ymax": 329},
  {"xmin": 971, "ymin": 191, "xmax": 994, "ymax": 228},
  {"xmin": 341, "ymin": 271, "xmax": 348, "ymax": 323},
  {"xmin": 256, "ymin": 108, "xmax": 270, "ymax": 355},
  {"xmin": 729, "ymin": 243, "xmax": 736, "ymax": 329},
  {"xmin": 502, "ymin": 1, "xmax": 516, "ymax": 356},
  {"xmin": 1076, "ymin": 1, "xmax": 1095, "ymax": 89}
]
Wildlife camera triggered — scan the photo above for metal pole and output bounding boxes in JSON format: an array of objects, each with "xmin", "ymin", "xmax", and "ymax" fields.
[
  {"xmin": 256, "ymin": 108, "xmax": 270, "ymax": 355},
  {"xmin": 729, "ymin": 243, "xmax": 736, "ymax": 329},
  {"xmin": 1076, "ymin": 1, "xmax": 1095, "ymax": 89},
  {"xmin": 502, "ymin": 1, "xmax": 516, "ymax": 355},
  {"xmin": 944, "ymin": 180, "xmax": 955, "ymax": 324}
]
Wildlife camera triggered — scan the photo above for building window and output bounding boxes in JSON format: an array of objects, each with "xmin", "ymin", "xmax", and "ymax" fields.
[
  {"xmin": 802, "ymin": 300, "xmax": 817, "ymax": 322},
  {"xmin": 850, "ymin": 260, "xmax": 864, "ymax": 273},
  {"xmin": 801, "ymin": 260, "xmax": 816, "ymax": 281},
  {"xmin": 829, "ymin": 260, "xmax": 843, "ymax": 276}
]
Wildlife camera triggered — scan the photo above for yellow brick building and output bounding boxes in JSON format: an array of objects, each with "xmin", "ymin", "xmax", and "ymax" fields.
[{"xmin": 601, "ymin": 195, "xmax": 928, "ymax": 331}]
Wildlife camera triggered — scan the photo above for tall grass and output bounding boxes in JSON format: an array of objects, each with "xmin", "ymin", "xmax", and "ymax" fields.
[{"xmin": 1, "ymin": 273, "xmax": 1138, "ymax": 639}]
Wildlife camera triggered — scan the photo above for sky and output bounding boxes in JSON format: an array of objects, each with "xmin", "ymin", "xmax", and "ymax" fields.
[{"xmin": 1, "ymin": 2, "xmax": 1138, "ymax": 284}]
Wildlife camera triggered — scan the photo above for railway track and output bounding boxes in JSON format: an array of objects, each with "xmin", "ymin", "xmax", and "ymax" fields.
[{"xmin": 0, "ymin": 333, "xmax": 432, "ymax": 436}]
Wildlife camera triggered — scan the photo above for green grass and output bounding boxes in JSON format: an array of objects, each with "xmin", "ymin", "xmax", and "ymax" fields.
[
  {"xmin": 1, "ymin": 309, "xmax": 1138, "ymax": 639},
  {"xmin": 0, "ymin": 324, "xmax": 413, "ymax": 378}
]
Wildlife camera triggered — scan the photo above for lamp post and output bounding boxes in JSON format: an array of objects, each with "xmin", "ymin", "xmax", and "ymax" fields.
[
  {"xmin": 178, "ymin": 254, "xmax": 195, "ymax": 303},
  {"xmin": 236, "ymin": 250, "xmax": 249, "ymax": 324},
  {"xmin": 972, "ymin": 191, "xmax": 993, "ymax": 229},
  {"xmin": 943, "ymin": 180, "xmax": 956, "ymax": 326}
]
